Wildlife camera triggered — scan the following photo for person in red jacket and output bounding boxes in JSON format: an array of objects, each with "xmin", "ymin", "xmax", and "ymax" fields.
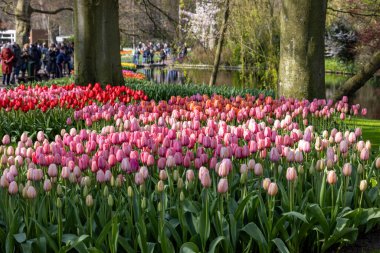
[{"xmin": 1, "ymin": 44, "xmax": 15, "ymax": 86}]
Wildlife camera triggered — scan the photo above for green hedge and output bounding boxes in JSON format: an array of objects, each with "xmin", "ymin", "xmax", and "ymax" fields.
[{"xmin": 124, "ymin": 79, "xmax": 274, "ymax": 101}]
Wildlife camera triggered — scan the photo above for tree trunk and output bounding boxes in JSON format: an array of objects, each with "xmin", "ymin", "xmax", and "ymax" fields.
[
  {"xmin": 209, "ymin": 0, "xmax": 230, "ymax": 87},
  {"xmin": 15, "ymin": 0, "xmax": 32, "ymax": 46},
  {"xmin": 48, "ymin": 17, "xmax": 59, "ymax": 44},
  {"xmin": 332, "ymin": 51, "xmax": 380, "ymax": 101},
  {"xmin": 74, "ymin": 0, "xmax": 123, "ymax": 86},
  {"xmin": 278, "ymin": 0, "xmax": 327, "ymax": 99}
]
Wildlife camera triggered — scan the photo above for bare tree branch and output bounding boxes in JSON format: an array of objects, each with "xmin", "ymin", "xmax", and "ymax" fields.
[
  {"xmin": 30, "ymin": 6, "xmax": 73, "ymax": 15},
  {"xmin": 327, "ymin": 7, "xmax": 380, "ymax": 17},
  {"xmin": 140, "ymin": 0, "xmax": 178, "ymax": 25}
]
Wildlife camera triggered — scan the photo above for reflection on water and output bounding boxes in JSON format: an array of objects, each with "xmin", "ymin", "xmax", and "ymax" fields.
[{"xmin": 138, "ymin": 68, "xmax": 380, "ymax": 119}]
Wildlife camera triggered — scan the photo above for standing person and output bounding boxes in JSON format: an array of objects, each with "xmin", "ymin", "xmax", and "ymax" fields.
[
  {"xmin": 28, "ymin": 43, "xmax": 42, "ymax": 81},
  {"xmin": 160, "ymin": 49, "xmax": 166, "ymax": 64},
  {"xmin": 46, "ymin": 44, "xmax": 58, "ymax": 78},
  {"xmin": 150, "ymin": 47, "xmax": 154, "ymax": 64},
  {"xmin": 66, "ymin": 43, "xmax": 74, "ymax": 75},
  {"xmin": 20, "ymin": 44, "xmax": 30, "ymax": 80},
  {"xmin": 133, "ymin": 47, "xmax": 140, "ymax": 65},
  {"xmin": 11, "ymin": 42, "xmax": 22, "ymax": 84},
  {"xmin": 41, "ymin": 43, "xmax": 49, "ymax": 71},
  {"xmin": 56, "ymin": 48, "xmax": 66, "ymax": 78},
  {"xmin": 1, "ymin": 44, "xmax": 15, "ymax": 86},
  {"xmin": 143, "ymin": 46, "xmax": 149, "ymax": 64}
]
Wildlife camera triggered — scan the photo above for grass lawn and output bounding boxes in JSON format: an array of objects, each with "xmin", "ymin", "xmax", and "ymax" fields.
[{"xmin": 346, "ymin": 117, "xmax": 380, "ymax": 151}]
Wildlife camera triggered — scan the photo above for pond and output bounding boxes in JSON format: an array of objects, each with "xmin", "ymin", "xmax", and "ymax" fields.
[{"xmin": 138, "ymin": 67, "xmax": 380, "ymax": 119}]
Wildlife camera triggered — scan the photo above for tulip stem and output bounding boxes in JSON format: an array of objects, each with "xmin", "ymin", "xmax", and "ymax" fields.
[
  {"xmin": 331, "ymin": 185, "xmax": 335, "ymax": 220},
  {"xmin": 289, "ymin": 181, "xmax": 294, "ymax": 212}
]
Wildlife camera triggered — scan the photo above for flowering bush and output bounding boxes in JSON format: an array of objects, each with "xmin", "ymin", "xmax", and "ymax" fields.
[{"xmin": 0, "ymin": 88, "xmax": 379, "ymax": 252}]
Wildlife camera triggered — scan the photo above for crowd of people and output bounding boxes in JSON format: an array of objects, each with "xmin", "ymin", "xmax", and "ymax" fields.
[
  {"xmin": 0, "ymin": 41, "xmax": 74, "ymax": 86},
  {"xmin": 132, "ymin": 42, "xmax": 188, "ymax": 65}
]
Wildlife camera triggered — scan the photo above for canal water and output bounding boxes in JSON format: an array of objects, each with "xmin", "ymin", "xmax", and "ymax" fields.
[{"xmin": 138, "ymin": 67, "xmax": 380, "ymax": 119}]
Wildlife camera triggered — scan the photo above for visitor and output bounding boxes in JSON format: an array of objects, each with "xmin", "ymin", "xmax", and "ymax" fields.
[
  {"xmin": 164, "ymin": 43, "xmax": 170, "ymax": 58},
  {"xmin": 41, "ymin": 43, "xmax": 49, "ymax": 71},
  {"xmin": 20, "ymin": 44, "xmax": 30, "ymax": 81},
  {"xmin": 133, "ymin": 47, "xmax": 140, "ymax": 65},
  {"xmin": 150, "ymin": 47, "xmax": 154, "ymax": 64},
  {"xmin": 66, "ymin": 43, "xmax": 74, "ymax": 75},
  {"xmin": 28, "ymin": 43, "xmax": 42, "ymax": 81},
  {"xmin": 160, "ymin": 49, "xmax": 166, "ymax": 64},
  {"xmin": 10, "ymin": 42, "xmax": 22, "ymax": 84},
  {"xmin": 46, "ymin": 44, "xmax": 58, "ymax": 78},
  {"xmin": 1, "ymin": 43, "xmax": 15, "ymax": 86},
  {"xmin": 143, "ymin": 46, "xmax": 150, "ymax": 64},
  {"xmin": 56, "ymin": 48, "xmax": 66, "ymax": 78}
]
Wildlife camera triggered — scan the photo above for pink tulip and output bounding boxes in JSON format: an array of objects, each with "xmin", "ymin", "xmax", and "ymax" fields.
[
  {"xmin": 247, "ymin": 159, "xmax": 255, "ymax": 170},
  {"xmin": 2, "ymin": 135, "xmax": 10, "ymax": 145},
  {"xmin": 340, "ymin": 140, "xmax": 348, "ymax": 154},
  {"xmin": 43, "ymin": 179, "xmax": 52, "ymax": 192},
  {"xmin": 254, "ymin": 163, "xmax": 263, "ymax": 176},
  {"xmin": 135, "ymin": 172, "xmax": 145, "ymax": 185},
  {"xmin": 270, "ymin": 147, "xmax": 280, "ymax": 162},
  {"xmin": 186, "ymin": 169, "xmax": 195, "ymax": 182},
  {"xmin": 360, "ymin": 148, "xmax": 369, "ymax": 161},
  {"xmin": 96, "ymin": 170, "xmax": 105, "ymax": 183},
  {"xmin": 200, "ymin": 171, "xmax": 211, "ymax": 188},
  {"xmin": 159, "ymin": 170, "xmax": 168, "ymax": 181},
  {"xmin": 218, "ymin": 159, "xmax": 232, "ymax": 177},
  {"xmin": 8, "ymin": 181, "xmax": 18, "ymax": 195},
  {"xmin": 26, "ymin": 186, "xmax": 37, "ymax": 199},
  {"xmin": 267, "ymin": 183, "xmax": 278, "ymax": 196},
  {"xmin": 294, "ymin": 150, "xmax": 303, "ymax": 163},
  {"xmin": 217, "ymin": 178, "xmax": 228, "ymax": 193},
  {"xmin": 157, "ymin": 157, "xmax": 166, "ymax": 170},
  {"xmin": 61, "ymin": 166, "xmax": 70, "ymax": 179},
  {"xmin": 342, "ymin": 163, "xmax": 352, "ymax": 177},
  {"xmin": 327, "ymin": 170, "xmax": 337, "ymax": 185},
  {"xmin": 286, "ymin": 167, "xmax": 297, "ymax": 181}
]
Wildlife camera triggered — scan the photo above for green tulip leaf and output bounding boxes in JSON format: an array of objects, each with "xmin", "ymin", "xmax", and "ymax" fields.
[
  {"xmin": 272, "ymin": 238, "xmax": 290, "ymax": 253},
  {"xmin": 180, "ymin": 242, "xmax": 200, "ymax": 253},
  {"xmin": 208, "ymin": 236, "xmax": 225, "ymax": 253}
]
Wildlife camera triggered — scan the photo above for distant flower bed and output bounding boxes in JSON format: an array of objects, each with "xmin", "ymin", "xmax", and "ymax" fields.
[
  {"xmin": 120, "ymin": 50, "xmax": 133, "ymax": 55},
  {"xmin": 122, "ymin": 70, "xmax": 145, "ymax": 80},
  {"xmin": 121, "ymin": 62, "xmax": 137, "ymax": 71}
]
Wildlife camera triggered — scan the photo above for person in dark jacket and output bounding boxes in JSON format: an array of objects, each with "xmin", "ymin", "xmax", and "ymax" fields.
[
  {"xmin": 11, "ymin": 43, "xmax": 22, "ymax": 84},
  {"xmin": 46, "ymin": 44, "xmax": 58, "ymax": 78},
  {"xmin": 56, "ymin": 48, "xmax": 66, "ymax": 78},
  {"xmin": 28, "ymin": 43, "xmax": 42, "ymax": 81}
]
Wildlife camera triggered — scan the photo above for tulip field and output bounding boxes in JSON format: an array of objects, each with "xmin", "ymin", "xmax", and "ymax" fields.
[{"xmin": 0, "ymin": 82, "xmax": 379, "ymax": 253}]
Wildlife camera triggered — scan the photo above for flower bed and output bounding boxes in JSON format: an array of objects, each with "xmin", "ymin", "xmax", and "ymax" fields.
[
  {"xmin": 121, "ymin": 62, "xmax": 137, "ymax": 71},
  {"xmin": 122, "ymin": 70, "xmax": 145, "ymax": 80},
  {"xmin": 0, "ymin": 85, "xmax": 379, "ymax": 252}
]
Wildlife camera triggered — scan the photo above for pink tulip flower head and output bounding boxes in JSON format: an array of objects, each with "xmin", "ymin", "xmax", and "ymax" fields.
[
  {"xmin": 217, "ymin": 178, "xmax": 228, "ymax": 194},
  {"xmin": 286, "ymin": 167, "xmax": 297, "ymax": 182},
  {"xmin": 8, "ymin": 181, "xmax": 18, "ymax": 195},
  {"xmin": 327, "ymin": 170, "xmax": 337, "ymax": 185},
  {"xmin": 267, "ymin": 182, "xmax": 278, "ymax": 196}
]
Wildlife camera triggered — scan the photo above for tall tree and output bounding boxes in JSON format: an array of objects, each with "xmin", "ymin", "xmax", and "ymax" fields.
[
  {"xmin": 278, "ymin": 0, "xmax": 327, "ymax": 99},
  {"xmin": 74, "ymin": 0, "xmax": 123, "ymax": 86},
  {"xmin": 0, "ymin": 0, "xmax": 73, "ymax": 45},
  {"xmin": 209, "ymin": 0, "xmax": 230, "ymax": 86}
]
